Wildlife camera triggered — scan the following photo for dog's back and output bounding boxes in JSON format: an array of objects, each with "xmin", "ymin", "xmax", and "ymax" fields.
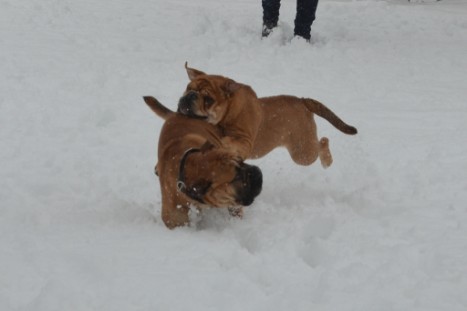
[{"xmin": 259, "ymin": 95, "xmax": 357, "ymax": 135}]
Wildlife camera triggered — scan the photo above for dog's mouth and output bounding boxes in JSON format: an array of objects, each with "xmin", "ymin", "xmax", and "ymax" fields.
[{"xmin": 177, "ymin": 106, "xmax": 208, "ymax": 120}]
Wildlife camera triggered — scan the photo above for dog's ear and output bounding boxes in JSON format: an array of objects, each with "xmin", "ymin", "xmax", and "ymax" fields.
[
  {"xmin": 185, "ymin": 62, "xmax": 206, "ymax": 81},
  {"xmin": 221, "ymin": 79, "xmax": 241, "ymax": 97}
]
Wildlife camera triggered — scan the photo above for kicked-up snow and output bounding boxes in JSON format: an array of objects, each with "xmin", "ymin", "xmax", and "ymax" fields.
[{"xmin": 1, "ymin": 0, "xmax": 467, "ymax": 310}]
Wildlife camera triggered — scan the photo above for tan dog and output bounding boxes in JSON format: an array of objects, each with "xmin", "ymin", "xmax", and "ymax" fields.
[
  {"xmin": 177, "ymin": 63, "xmax": 357, "ymax": 167},
  {"xmin": 143, "ymin": 96, "xmax": 263, "ymax": 229}
]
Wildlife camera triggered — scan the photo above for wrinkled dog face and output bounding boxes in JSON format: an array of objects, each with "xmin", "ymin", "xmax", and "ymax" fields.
[
  {"xmin": 183, "ymin": 150, "xmax": 262, "ymax": 207},
  {"xmin": 178, "ymin": 63, "xmax": 240, "ymax": 125}
]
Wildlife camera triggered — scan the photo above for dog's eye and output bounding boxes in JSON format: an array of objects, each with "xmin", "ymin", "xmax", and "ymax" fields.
[{"xmin": 204, "ymin": 96, "xmax": 215, "ymax": 107}]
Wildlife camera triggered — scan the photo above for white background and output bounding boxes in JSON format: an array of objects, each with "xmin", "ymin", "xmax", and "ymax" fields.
[{"xmin": 1, "ymin": 0, "xmax": 467, "ymax": 310}]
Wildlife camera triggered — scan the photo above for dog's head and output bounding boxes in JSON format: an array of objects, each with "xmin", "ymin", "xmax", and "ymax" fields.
[
  {"xmin": 178, "ymin": 148, "xmax": 262, "ymax": 207},
  {"xmin": 177, "ymin": 62, "xmax": 242, "ymax": 125}
]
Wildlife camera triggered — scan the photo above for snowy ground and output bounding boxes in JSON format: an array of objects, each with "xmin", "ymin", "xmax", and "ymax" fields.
[{"xmin": 1, "ymin": 0, "xmax": 467, "ymax": 310}]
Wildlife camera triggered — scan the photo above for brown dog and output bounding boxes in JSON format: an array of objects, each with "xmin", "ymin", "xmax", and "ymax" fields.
[
  {"xmin": 144, "ymin": 96, "xmax": 263, "ymax": 229},
  {"xmin": 177, "ymin": 63, "xmax": 357, "ymax": 167}
]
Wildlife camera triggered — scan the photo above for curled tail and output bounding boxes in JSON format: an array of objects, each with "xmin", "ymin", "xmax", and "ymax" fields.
[
  {"xmin": 302, "ymin": 98, "xmax": 357, "ymax": 135},
  {"xmin": 143, "ymin": 96, "xmax": 175, "ymax": 120}
]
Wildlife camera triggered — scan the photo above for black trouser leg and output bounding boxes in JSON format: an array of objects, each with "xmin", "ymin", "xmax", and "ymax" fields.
[
  {"xmin": 262, "ymin": 0, "xmax": 281, "ymax": 30},
  {"xmin": 294, "ymin": 0, "xmax": 318, "ymax": 40}
]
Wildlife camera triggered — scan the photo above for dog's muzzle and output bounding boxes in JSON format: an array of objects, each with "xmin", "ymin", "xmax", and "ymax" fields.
[
  {"xmin": 178, "ymin": 91, "xmax": 198, "ymax": 116},
  {"xmin": 233, "ymin": 164, "xmax": 263, "ymax": 206}
]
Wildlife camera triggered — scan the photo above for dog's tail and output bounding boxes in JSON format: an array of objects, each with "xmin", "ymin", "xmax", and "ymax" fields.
[
  {"xmin": 143, "ymin": 96, "xmax": 175, "ymax": 120},
  {"xmin": 302, "ymin": 98, "xmax": 357, "ymax": 135}
]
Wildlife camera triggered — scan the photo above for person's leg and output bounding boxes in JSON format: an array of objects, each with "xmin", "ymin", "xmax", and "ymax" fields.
[
  {"xmin": 294, "ymin": 0, "xmax": 318, "ymax": 40},
  {"xmin": 262, "ymin": 0, "xmax": 281, "ymax": 37}
]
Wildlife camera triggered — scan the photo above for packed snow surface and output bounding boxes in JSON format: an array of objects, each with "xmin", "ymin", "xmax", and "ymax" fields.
[{"xmin": 1, "ymin": 0, "xmax": 467, "ymax": 310}]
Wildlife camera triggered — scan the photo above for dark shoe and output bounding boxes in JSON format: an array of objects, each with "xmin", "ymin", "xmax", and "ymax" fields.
[
  {"xmin": 294, "ymin": 28, "xmax": 311, "ymax": 42},
  {"xmin": 293, "ymin": 34, "xmax": 311, "ymax": 43},
  {"xmin": 262, "ymin": 23, "xmax": 276, "ymax": 38}
]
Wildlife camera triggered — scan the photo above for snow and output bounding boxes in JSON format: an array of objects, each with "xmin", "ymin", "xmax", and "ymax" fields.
[{"xmin": 1, "ymin": 0, "xmax": 467, "ymax": 310}]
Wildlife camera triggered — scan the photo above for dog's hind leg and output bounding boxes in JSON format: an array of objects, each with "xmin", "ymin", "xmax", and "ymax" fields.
[
  {"xmin": 287, "ymin": 139, "xmax": 320, "ymax": 166},
  {"xmin": 286, "ymin": 135, "xmax": 332, "ymax": 168},
  {"xmin": 318, "ymin": 137, "xmax": 333, "ymax": 168}
]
